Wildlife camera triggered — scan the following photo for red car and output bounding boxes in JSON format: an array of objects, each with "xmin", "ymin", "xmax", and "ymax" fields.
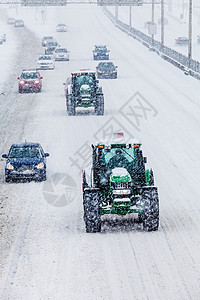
[
  {"xmin": 63, "ymin": 77, "xmax": 72, "ymax": 101},
  {"xmin": 18, "ymin": 69, "xmax": 43, "ymax": 93}
]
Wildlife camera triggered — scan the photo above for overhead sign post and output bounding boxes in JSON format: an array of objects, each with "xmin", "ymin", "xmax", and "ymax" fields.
[{"xmin": 97, "ymin": 0, "xmax": 143, "ymax": 6}]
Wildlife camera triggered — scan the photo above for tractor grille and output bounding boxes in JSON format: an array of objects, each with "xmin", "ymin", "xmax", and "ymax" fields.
[{"xmin": 115, "ymin": 182, "xmax": 129, "ymax": 189}]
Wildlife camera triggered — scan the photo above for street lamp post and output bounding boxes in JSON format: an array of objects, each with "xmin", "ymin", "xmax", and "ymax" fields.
[
  {"xmin": 188, "ymin": 0, "xmax": 192, "ymax": 69},
  {"xmin": 161, "ymin": 0, "xmax": 164, "ymax": 50}
]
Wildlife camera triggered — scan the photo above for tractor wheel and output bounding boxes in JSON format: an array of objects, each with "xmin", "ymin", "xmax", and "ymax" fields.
[
  {"xmin": 67, "ymin": 95, "xmax": 76, "ymax": 116},
  {"xmin": 142, "ymin": 187, "xmax": 159, "ymax": 231},
  {"xmin": 149, "ymin": 169, "xmax": 154, "ymax": 186},
  {"xmin": 96, "ymin": 95, "xmax": 104, "ymax": 116},
  {"xmin": 83, "ymin": 188, "xmax": 101, "ymax": 233}
]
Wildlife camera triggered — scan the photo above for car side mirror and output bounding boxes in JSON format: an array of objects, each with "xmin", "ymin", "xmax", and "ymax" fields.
[
  {"xmin": 2, "ymin": 154, "xmax": 8, "ymax": 158},
  {"xmin": 116, "ymin": 66, "xmax": 118, "ymax": 68},
  {"xmin": 63, "ymin": 82, "xmax": 66, "ymax": 85},
  {"xmin": 17, "ymin": 77, "xmax": 20, "ymax": 79},
  {"xmin": 96, "ymin": 80, "xmax": 99, "ymax": 83},
  {"xmin": 143, "ymin": 157, "xmax": 147, "ymax": 164},
  {"xmin": 40, "ymin": 77, "xmax": 43, "ymax": 79},
  {"xmin": 44, "ymin": 153, "xmax": 50, "ymax": 157}
]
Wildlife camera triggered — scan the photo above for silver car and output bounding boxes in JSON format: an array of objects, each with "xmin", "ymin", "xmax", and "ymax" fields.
[
  {"xmin": 54, "ymin": 48, "xmax": 69, "ymax": 61},
  {"xmin": 36, "ymin": 55, "xmax": 55, "ymax": 70},
  {"xmin": 56, "ymin": 24, "xmax": 67, "ymax": 32}
]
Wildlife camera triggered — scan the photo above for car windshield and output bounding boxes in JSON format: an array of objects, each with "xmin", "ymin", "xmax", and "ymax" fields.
[
  {"xmin": 38, "ymin": 56, "xmax": 52, "ymax": 60},
  {"xmin": 98, "ymin": 63, "xmax": 114, "ymax": 69},
  {"xmin": 75, "ymin": 74, "xmax": 94, "ymax": 86},
  {"xmin": 44, "ymin": 36, "xmax": 53, "ymax": 40},
  {"xmin": 47, "ymin": 42, "xmax": 57, "ymax": 46},
  {"xmin": 9, "ymin": 146, "xmax": 42, "ymax": 158},
  {"xmin": 95, "ymin": 46, "xmax": 107, "ymax": 51},
  {"xmin": 21, "ymin": 72, "xmax": 39, "ymax": 79},
  {"xmin": 55, "ymin": 48, "xmax": 67, "ymax": 53}
]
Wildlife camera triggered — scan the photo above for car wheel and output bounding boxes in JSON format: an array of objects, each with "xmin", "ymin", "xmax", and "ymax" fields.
[{"xmin": 5, "ymin": 176, "xmax": 10, "ymax": 183}]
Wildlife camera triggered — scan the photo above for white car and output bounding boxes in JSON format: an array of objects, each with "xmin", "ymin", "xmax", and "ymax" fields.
[
  {"xmin": 56, "ymin": 24, "xmax": 67, "ymax": 32},
  {"xmin": 54, "ymin": 48, "xmax": 69, "ymax": 61},
  {"xmin": 36, "ymin": 55, "xmax": 55, "ymax": 70}
]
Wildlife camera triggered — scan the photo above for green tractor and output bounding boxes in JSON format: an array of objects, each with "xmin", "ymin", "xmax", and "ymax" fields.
[
  {"xmin": 82, "ymin": 142, "xmax": 159, "ymax": 232},
  {"xmin": 65, "ymin": 69, "xmax": 104, "ymax": 116}
]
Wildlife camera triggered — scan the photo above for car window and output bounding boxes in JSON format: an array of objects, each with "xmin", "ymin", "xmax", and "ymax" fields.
[
  {"xmin": 21, "ymin": 72, "xmax": 39, "ymax": 79},
  {"xmin": 39, "ymin": 56, "xmax": 52, "ymax": 60},
  {"xmin": 55, "ymin": 48, "xmax": 67, "ymax": 53},
  {"xmin": 9, "ymin": 146, "xmax": 42, "ymax": 158}
]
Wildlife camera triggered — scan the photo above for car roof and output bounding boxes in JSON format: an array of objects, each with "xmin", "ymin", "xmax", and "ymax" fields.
[
  {"xmin": 22, "ymin": 69, "xmax": 38, "ymax": 72},
  {"xmin": 11, "ymin": 142, "xmax": 41, "ymax": 148},
  {"xmin": 55, "ymin": 47, "xmax": 67, "ymax": 50},
  {"xmin": 95, "ymin": 45, "xmax": 107, "ymax": 47}
]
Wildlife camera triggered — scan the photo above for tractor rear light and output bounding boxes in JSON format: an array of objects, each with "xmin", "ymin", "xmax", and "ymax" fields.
[
  {"xmin": 134, "ymin": 144, "xmax": 140, "ymax": 148},
  {"xmin": 98, "ymin": 145, "xmax": 104, "ymax": 148}
]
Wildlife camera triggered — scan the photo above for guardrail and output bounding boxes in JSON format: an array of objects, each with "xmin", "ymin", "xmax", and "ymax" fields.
[{"xmin": 103, "ymin": 6, "xmax": 200, "ymax": 80}]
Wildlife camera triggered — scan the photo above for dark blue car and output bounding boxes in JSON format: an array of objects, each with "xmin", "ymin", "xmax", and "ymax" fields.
[
  {"xmin": 2, "ymin": 142, "xmax": 50, "ymax": 182},
  {"xmin": 93, "ymin": 45, "xmax": 110, "ymax": 60}
]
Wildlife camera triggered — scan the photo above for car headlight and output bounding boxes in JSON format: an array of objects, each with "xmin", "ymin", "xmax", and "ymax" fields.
[
  {"xmin": 106, "ymin": 52, "xmax": 109, "ymax": 55},
  {"xmin": 36, "ymin": 162, "xmax": 44, "ymax": 169},
  {"xmin": 7, "ymin": 163, "xmax": 14, "ymax": 170},
  {"xmin": 94, "ymin": 53, "xmax": 97, "ymax": 55},
  {"xmin": 112, "ymin": 70, "xmax": 117, "ymax": 73},
  {"xmin": 19, "ymin": 80, "xmax": 25, "ymax": 84},
  {"xmin": 34, "ymin": 80, "xmax": 40, "ymax": 84}
]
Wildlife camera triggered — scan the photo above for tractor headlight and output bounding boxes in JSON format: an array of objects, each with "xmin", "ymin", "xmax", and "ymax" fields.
[
  {"xmin": 19, "ymin": 80, "xmax": 25, "ymax": 84},
  {"xmin": 34, "ymin": 80, "xmax": 40, "ymax": 84},
  {"xmin": 7, "ymin": 163, "xmax": 14, "ymax": 170},
  {"xmin": 36, "ymin": 162, "xmax": 44, "ymax": 169}
]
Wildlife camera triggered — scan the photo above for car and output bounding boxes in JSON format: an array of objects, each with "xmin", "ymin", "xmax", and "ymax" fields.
[
  {"xmin": 36, "ymin": 55, "xmax": 55, "ymax": 70},
  {"xmin": 14, "ymin": 19, "xmax": 24, "ymax": 27},
  {"xmin": 175, "ymin": 37, "xmax": 189, "ymax": 45},
  {"xmin": 18, "ymin": 69, "xmax": 43, "ymax": 93},
  {"xmin": 44, "ymin": 40, "xmax": 59, "ymax": 53},
  {"xmin": 65, "ymin": 69, "xmax": 104, "ymax": 116},
  {"xmin": 2, "ymin": 142, "xmax": 50, "ymax": 182},
  {"xmin": 7, "ymin": 17, "xmax": 15, "ymax": 25},
  {"xmin": 93, "ymin": 45, "xmax": 110, "ymax": 60},
  {"xmin": 82, "ymin": 140, "xmax": 159, "ymax": 232},
  {"xmin": 96, "ymin": 62, "xmax": 117, "ymax": 79},
  {"xmin": 2, "ymin": 33, "xmax": 6, "ymax": 42},
  {"xmin": 54, "ymin": 47, "xmax": 69, "ymax": 61},
  {"xmin": 56, "ymin": 24, "xmax": 67, "ymax": 32},
  {"xmin": 0, "ymin": 37, "xmax": 3, "ymax": 45},
  {"xmin": 45, "ymin": 45, "xmax": 57, "ymax": 55},
  {"xmin": 42, "ymin": 36, "xmax": 53, "ymax": 47},
  {"xmin": 63, "ymin": 77, "xmax": 71, "ymax": 98}
]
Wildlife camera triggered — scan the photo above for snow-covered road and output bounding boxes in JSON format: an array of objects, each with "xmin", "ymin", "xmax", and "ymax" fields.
[{"xmin": 0, "ymin": 4, "xmax": 200, "ymax": 300}]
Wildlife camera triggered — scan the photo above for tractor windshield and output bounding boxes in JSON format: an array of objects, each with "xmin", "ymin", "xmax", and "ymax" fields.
[
  {"xmin": 101, "ymin": 148, "xmax": 135, "ymax": 170},
  {"xmin": 75, "ymin": 74, "xmax": 94, "ymax": 87}
]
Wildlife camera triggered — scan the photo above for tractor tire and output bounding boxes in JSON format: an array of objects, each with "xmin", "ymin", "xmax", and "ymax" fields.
[
  {"xmin": 149, "ymin": 169, "xmax": 154, "ymax": 186},
  {"xmin": 67, "ymin": 95, "xmax": 76, "ymax": 116},
  {"xmin": 142, "ymin": 187, "xmax": 159, "ymax": 231},
  {"xmin": 96, "ymin": 95, "xmax": 104, "ymax": 116},
  {"xmin": 83, "ymin": 188, "xmax": 101, "ymax": 233}
]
